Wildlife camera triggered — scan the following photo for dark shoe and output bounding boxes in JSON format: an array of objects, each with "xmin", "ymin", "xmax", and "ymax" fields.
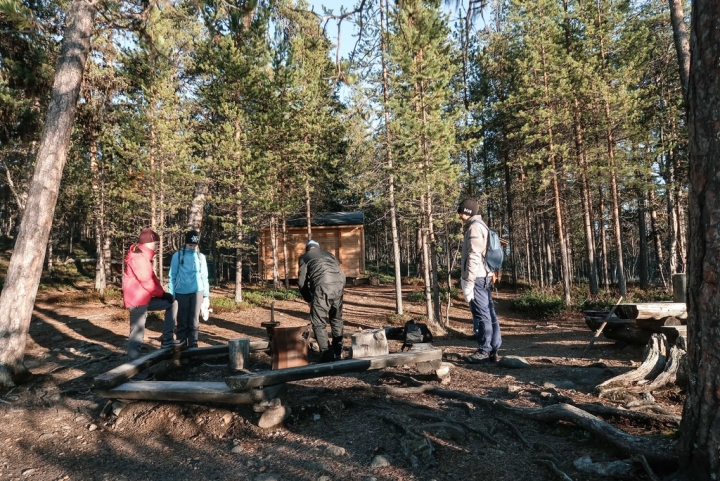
[
  {"xmin": 161, "ymin": 339, "xmax": 183, "ymax": 349},
  {"xmin": 467, "ymin": 350, "xmax": 490, "ymax": 364},
  {"xmin": 489, "ymin": 352, "xmax": 500, "ymax": 363},
  {"xmin": 319, "ymin": 350, "xmax": 335, "ymax": 363},
  {"xmin": 129, "ymin": 371, "xmax": 155, "ymax": 381}
]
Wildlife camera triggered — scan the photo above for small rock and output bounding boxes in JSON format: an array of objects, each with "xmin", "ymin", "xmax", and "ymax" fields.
[
  {"xmin": 573, "ymin": 455, "xmax": 633, "ymax": 477},
  {"xmin": 258, "ymin": 406, "xmax": 291, "ymax": 429},
  {"xmin": 21, "ymin": 468, "xmax": 36, "ymax": 477},
  {"xmin": 507, "ymin": 385, "xmax": 522, "ymax": 394},
  {"xmin": 88, "ymin": 424, "xmax": 98, "ymax": 432},
  {"xmin": 497, "ymin": 356, "xmax": 531, "ymax": 369},
  {"xmin": 111, "ymin": 402, "xmax": 125, "ymax": 417},
  {"xmin": 544, "ymin": 381, "xmax": 575, "ymax": 390},
  {"xmin": 231, "ymin": 445, "xmax": 244, "ymax": 454},
  {"xmin": 317, "ymin": 476, "xmax": 332, "ymax": 481},
  {"xmin": 435, "ymin": 362, "xmax": 452, "ymax": 378},
  {"xmin": 47, "ymin": 393, "xmax": 62, "ymax": 403},
  {"xmin": 540, "ymin": 392, "xmax": 553, "ymax": 399},
  {"xmin": 362, "ymin": 477, "xmax": 378, "ymax": 481},
  {"xmin": 222, "ymin": 413, "xmax": 233, "ymax": 425},
  {"xmin": 325, "ymin": 446, "xmax": 346, "ymax": 457},
  {"xmin": 312, "ymin": 414, "xmax": 321, "ymax": 422},
  {"xmin": 370, "ymin": 455, "xmax": 392, "ymax": 468},
  {"xmin": 486, "ymin": 448, "xmax": 506, "ymax": 456},
  {"xmin": 254, "ymin": 474, "xmax": 281, "ymax": 481}
]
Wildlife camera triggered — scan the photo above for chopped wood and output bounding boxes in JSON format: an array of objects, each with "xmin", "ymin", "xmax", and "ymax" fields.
[
  {"xmin": 615, "ymin": 302, "xmax": 687, "ymax": 320},
  {"xmin": 225, "ymin": 347, "xmax": 442, "ymax": 389},
  {"xmin": 96, "ymin": 381, "xmax": 286, "ymax": 404}
]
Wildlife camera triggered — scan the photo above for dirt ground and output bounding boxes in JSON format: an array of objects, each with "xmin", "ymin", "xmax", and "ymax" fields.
[{"xmin": 0, "ymin": 284, "xmax": 682, "ymax": 481}]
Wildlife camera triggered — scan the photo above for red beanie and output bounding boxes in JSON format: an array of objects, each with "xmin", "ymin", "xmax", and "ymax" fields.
[{"xmin": 138, "ymin": 228, "xmax": 160, "ymax": 244}]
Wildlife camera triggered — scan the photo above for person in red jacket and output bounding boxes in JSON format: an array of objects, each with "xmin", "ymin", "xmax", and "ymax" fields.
[{"xmin": 123, "ymin": 228, "xmax": 182, "ymax": 361}]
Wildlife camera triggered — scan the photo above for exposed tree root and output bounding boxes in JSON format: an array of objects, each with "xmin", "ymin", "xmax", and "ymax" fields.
[
  {"xmin": 534, "ymin": 459, "xmax": 574, "ymax": 481},
  {"xmin": 496, "ymin": 417, "xmax": 533, "ymax": 448},
  {"xmin": 596, "ymin": 334, "xmax": 687, "ymax": 398},
  {"xmin": 370, "ymin": 375, "xmax": 677, "ymax": 467}
]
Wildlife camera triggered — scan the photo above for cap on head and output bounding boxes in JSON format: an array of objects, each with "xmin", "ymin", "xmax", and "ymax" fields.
[
  {"xmin": 306, "ymin": 240, "xmax": 319, "ymax": 251},
  {"xmin": 138, "ymin": 228, "xmax": 160, "ymax": 244},
  {"xmin": 457, "ymin": 198, "xmax": 479, "ymax": 217},
  {"xmin": 185, "ymin": 230, "xmax": 200, "ymax": 245}
]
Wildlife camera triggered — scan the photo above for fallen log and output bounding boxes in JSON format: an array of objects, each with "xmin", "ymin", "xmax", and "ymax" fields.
[
  {"xmin": 96, "ymin": 381, "xmax": 286, "ymax": 404},
  {"xmin": 225, "ymin": 347, "xmax": 443, "ymax": 389}
]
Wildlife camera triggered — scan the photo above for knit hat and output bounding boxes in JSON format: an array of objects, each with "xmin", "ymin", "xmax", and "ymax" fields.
[
  {"xmin": 138, "ymin": 228, "xmax": 160, "ymax": 244},
  {"xmin": 457, "ymin": 198, "xmax": 479, "ymax": 216},
  {"xmin": 306, "ymin": 240, "xmax": 319, "ymax": 251},
  {"xmin": 185, "ymin": 230, "xmax": 200, "ymax": 245}
]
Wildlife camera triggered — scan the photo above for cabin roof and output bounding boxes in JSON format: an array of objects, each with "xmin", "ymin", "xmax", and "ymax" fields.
[{"xmin": 285, "ymin": 211, "xmax": 364, "ymax": 228}]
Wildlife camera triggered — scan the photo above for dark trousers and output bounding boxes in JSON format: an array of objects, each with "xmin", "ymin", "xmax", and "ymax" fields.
[
  {"xmin": 176, "ymin": 291, "xmax": 203, "ymax": 347},
  {"xmin": 128, "ymin": 297, "xmax": 178, "ymax": 360},
  {"xmin": 469, "ymin": 277, "xmax": 501, "ymax": 355},
  {"xmin": 310, "ymin": 284, "xmax": 344, "ymax": 354}
]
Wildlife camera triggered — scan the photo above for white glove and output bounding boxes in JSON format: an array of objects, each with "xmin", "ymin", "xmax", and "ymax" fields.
[
  {"xmin": 461, "ymin": 279, "xmax": 474, "ymax": 303},
  {"xmin": 201, "ymin": 297, "xmax": 211, "ymax": 321}
]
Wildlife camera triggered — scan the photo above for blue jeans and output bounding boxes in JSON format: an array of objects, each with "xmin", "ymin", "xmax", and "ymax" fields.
[
  {"xmin": 469, "ymin": 277, "xmax": 501, "ymax": 355},
  {"xmin": 128, "ymin": 297, "xmax": 178, "ymax": 360}
]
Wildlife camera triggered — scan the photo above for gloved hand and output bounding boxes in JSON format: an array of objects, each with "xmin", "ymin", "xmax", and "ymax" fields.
[
  {"xmin": 161, "ymin": 292, "xmax": 175, "ymax": 303},
  {"xmin": 461, "ymin": 279, "xmax": 474, "ymax": 303},
  {"xmin": 200, "ymin": 297, "xmax": 211, "ymax": 321}
]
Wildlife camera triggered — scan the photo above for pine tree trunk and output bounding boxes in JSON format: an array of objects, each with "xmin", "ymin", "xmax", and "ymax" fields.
[
  {"xmin": 420, "ymin": 200, "xmax": 434, "ymax": 325},
  {"xmin": 235, "ymin": 200, "xmax": 243, "ymax": 303},
  {"xmin": 281, "ymin": 212, "xmax": 289, "ymax": 290},
  {"xmin": 598, "ymin": 186, "xmax": 610, "ymax": 290},
  {"xmin": 604, "ymin": 108, "xmax": 626, "ymax": 296},
  {"xmin": 187, "ymin": 182, "xmax": 207, "ymax": 231},
  {"xmin": 380, "ymin": 0, "xmax": 403, "ymax": 314},
  {"xmin": 90, "ymin": 137, "xmax": 106, "ymax": 294},
  {"xmin": 270, "ymin": 216, "xmax": 280, "ymax": 289},
  {"xmin": 305, "ymin": 180, "xmax": 312, "ymax": 241},
  {"xmin": 648, "ymin": 188, "xmax": 666, "ymax": 286},
  {"xmin": 0, "ymin": 0, "xmax": 95, "ymax": 387},
  {"xmin": 638, "ymin": 194, "xmax": 648, "ymax": 290},
  {"xmin": 668, "ymin": 0, "xmax": 690, "ymax": 98},
  {"xmin": 678, "ymin": 2, "xmax": 720, "ymax": 475}
]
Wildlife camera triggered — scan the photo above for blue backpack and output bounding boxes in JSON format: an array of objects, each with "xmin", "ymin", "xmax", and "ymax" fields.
[{"xmin": 478, "ymin": 220, "xmax": 504, "ymax": 272}]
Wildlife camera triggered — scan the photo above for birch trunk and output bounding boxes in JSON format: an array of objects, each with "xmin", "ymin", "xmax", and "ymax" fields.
[{"xmin": 0, "ymin": 0, "xmax": 96, "ymax": 387}]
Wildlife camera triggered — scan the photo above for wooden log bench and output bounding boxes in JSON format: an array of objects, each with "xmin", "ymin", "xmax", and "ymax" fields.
[
  {"xmin": 93, "ymin": 341, "xmax": 269, "ymax": 390},
  {"xmin": 225, "ymin": 346, "xmax": 443, "ymax": 390},
  {"xmin": 615, "ymin": 302, "xmax": 687, "ymax": 320},
  {"xmin": 96, "ymin": 381, "xmax": 286, "ymax": 404}
]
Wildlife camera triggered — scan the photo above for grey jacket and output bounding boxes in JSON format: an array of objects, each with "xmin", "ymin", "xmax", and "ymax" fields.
[
  {"xmin": 461, "ymin": 215, "xmax": 490, "ymax": 282},
  {"xmin": 298, "ymin": 247, "xmax": 346, "ymax": 302}
]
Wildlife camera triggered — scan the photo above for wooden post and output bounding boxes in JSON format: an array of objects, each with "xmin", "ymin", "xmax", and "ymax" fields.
[
  {"xmin": 673, "ymin": 273, "xmax": 687, "ymax": 303},
  {"xmin": 229, "ymin": 338, "xmax": 250, "ymax": 371},
  {"xmin": 583, "ymin": 296, "xmax": 623, "ymax": 356}
]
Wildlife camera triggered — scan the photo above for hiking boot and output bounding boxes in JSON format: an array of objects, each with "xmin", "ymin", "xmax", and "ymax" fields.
[
  {"xmin": 467, "ymin": 350, "xmax": 490, "ymax": 364},
  {"xmin": 319, "ymin": 350, "xmax": 335, "ymax": 363},
  {"xmin": 161, "ymin": 339, "xmax": 183, "ymax": 349},
  {"xmin": 489, "ymin": 352, "xmax": 500, "ymax": 363}
]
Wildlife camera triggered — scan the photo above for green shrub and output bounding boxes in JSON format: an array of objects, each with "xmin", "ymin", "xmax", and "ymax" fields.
[
  {"xmin": 512, "ymin": 290, "xmax": 566, "ymax": 318},
  {"xmin": 407, "ymin": 290, "xmax": 425, "ymax": 303}
]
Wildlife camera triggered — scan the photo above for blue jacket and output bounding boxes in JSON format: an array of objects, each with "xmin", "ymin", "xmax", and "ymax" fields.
[{"xmin": 168, "ymin": 248, "xmax": 209, "ymax": 297}]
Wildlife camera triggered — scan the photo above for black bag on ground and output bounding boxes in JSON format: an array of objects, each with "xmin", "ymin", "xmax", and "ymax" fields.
[{"xmin": 401, "ymin": 320, "xmax": 433, "ymax": 350}]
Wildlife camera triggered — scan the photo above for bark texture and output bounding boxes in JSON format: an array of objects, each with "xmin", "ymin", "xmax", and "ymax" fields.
[
  {"xmin": 679, "ymin": 1, "xmax": 720, "ymax": 477},
  {"xmin": 668, "ymin": 0, "xmax": 690, "ymax": 98},
  {"xmin": 0, "ymin": 0, "xmax": 96, "ymax": 387}
]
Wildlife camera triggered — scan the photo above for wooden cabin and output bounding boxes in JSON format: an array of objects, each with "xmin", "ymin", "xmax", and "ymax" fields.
[{"xmin": 257, "ymin": 212, "xmax": 365, "ymax": 281}]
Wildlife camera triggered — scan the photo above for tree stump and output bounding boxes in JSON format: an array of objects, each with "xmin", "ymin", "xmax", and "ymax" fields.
[
  {"xmin": 349, "ymin": 329, "xmax": 389, "ymax": 359},
  {"xmin": 229, "ymin": 338, "xmax": 250, "ymax": 371}
]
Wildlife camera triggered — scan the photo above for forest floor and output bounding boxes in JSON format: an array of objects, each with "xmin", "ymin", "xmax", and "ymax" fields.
[{"xmin": 0, "ymin": 282, "xmax": 683, "ymax": 481}]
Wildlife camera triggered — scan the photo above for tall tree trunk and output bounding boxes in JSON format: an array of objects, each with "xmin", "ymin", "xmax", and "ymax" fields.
[
  {"xmin": 648, "ymin": 187, "xmax": 666, "ymax": 286},
  {"xmin": 270, "ymin": 216, "xmax": 280, "ymax": 289},
  {"xmin": 638, "ymin": 193, "xmax": 648, "ymax": 290},
  {"xmin": 90, "ymin": 138, "xmax": 106, "ymax": 294},
  {"xmin": 281, "ymin": 212, "xmax": 289, "ymax": 290},
  {"xmin": 305, "ymin": 180, "xmax": 312, "ymax": 241},
  {"xmin": 598, "ymin": 186, "xmax": 610, "ymax": 290},
  {"xmin": 158, "ymin": 170, "xmax": 165, "ymax": 285},
  {"xmin": 678, "ymin": 2, "xmax": 720, "ymax": 476},
  {"xmin": 0, "ymin": 0, "xmax": 95, "ymax": 387},
  {"xmin": 380, "ymin": 0, "xmax": 403, "ymax": 314},
  {"xmin": 187, "ymin": 182, "xmax": 207, "ymax": 231},
  {"xmin": 668, "ymin": 0, "xmax": 690, "ymax": 99},
  {"xmin": 235, "ymin": 200, "xmax": 243, "ymax": 303},
  {"xmin": 420, "ymin": 197, "xmax": 434, "ymax": 326}
]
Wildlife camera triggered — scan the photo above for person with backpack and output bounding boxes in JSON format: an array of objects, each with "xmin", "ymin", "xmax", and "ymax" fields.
[
  {"xmin": 458, "ymin": 198, "xmax": 503, "ymax": 364},
  {"xmin": 168, "ymin": 230, "xmax": 210, "ymax": 349},
  {"xmin": 122, "ymin": 228, "xmax": 183, "ymax": 363},
  {"xmin": 298, "ymin": 240, "xmax": 347, "ymax": 363}
]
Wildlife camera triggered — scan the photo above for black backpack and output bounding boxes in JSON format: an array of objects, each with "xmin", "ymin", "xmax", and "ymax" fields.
[{"xmin": 401, "ymin": 320, "xmax": 433, "ymax": 351}]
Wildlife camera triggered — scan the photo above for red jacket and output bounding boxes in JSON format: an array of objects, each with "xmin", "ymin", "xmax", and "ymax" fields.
[{"xmin": 122, "ymin": 244, "xmax": 165, "ymax": 308}]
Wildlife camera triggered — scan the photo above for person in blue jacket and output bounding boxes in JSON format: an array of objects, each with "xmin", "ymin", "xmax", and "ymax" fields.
[{"xmin": 168, "ymin": 230, "xmax": 210, "ymax": 348}]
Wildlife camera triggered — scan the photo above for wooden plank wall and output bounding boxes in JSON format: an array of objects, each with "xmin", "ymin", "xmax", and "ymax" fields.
[{"xmin": 258, "ymin": 225, "xmax": 364, "ymax": 280}]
